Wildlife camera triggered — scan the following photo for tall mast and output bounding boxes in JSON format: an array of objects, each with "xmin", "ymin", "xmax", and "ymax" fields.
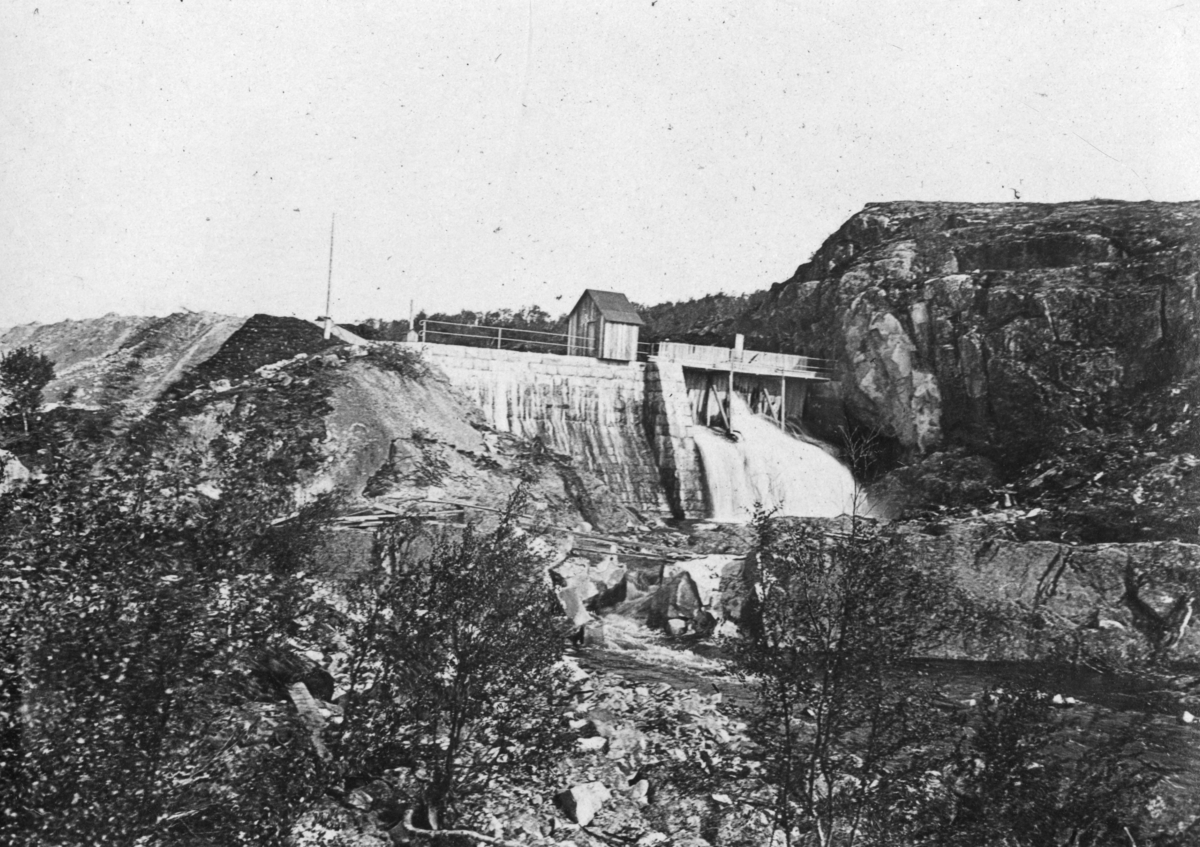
[{"xmin": 324, "ymin": 213, "xmax": 335, "ymax": 339}]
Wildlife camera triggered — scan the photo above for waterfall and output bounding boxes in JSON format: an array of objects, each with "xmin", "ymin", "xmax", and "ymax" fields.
[{"xmin": 692, "ymin": 396, "xmax": 859, "ymax": 522}]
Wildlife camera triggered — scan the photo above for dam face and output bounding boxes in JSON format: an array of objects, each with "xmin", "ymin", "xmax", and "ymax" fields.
[
  {"xmin": 405, "ymin": 342, "xmax": 851, "ymax": 521},
  {"xmin": 409, "ymin": 344, "xmax": 704, "ymax": 517}
]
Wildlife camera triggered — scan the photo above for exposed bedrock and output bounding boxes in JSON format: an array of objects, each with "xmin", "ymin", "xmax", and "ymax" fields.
[
  {"xmin": 901, "ymin": 518, "xmax": 1200, "ymax": 662},
  {"xmin": 742, "ymin": 201, "xmax": 1200, "ymax": 460}
]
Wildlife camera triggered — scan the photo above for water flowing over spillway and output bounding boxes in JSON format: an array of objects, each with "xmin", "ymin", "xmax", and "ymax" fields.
[{"xmin": 692, "ymin": 396, "xmax": 859, "ymax": 522}]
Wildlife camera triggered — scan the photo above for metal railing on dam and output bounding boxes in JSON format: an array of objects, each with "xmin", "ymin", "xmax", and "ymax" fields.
[
  {"xmin": 416, "ymin": 320, "xmax": 829, "ymax": 378},
  {"xmin": 419, "ymin": 319, "xmax": 580, "ymax": 354}
]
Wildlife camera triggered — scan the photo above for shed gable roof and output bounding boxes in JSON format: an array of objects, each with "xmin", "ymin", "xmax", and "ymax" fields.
[{"xmin": 575, "ymin": 289, "xmax": 644, "ymax": 326}]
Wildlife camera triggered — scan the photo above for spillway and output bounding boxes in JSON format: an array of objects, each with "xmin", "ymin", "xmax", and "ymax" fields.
[{"xmin": 692, "ymin": 396, "xmax": 859, "ymax": 522}]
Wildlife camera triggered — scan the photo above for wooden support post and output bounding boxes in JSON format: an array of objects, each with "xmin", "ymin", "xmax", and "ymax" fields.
[
  {"xmin": 728, "ymin": 367, "xmax": 735, "ymax": 430},
  {"xmin": 705, "ymin": 371, "xmax": 732, "ymax": 432},
  {"xmin": 714, "ymin": 390, "xmax": 731, "ymax": 432},
  {"xmin": 780, "ymin": 375, "xmax": 786, "ymax": 429},
  {"xmin": 497, "ymin": 327, "xmax": 503, "ymax": 349}
]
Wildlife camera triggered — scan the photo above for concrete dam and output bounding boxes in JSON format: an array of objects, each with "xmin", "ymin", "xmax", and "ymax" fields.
[{"xmin": 407, "ymin": 341, "xmax": 857, "ymax": 522}]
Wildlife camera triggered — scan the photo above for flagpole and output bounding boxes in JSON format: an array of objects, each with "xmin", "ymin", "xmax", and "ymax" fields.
[{"xmin": 324, "ymin": 213, "xmax": 335, "ymax": 340}]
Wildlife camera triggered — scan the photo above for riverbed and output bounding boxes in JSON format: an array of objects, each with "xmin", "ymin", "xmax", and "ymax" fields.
[{"xmin": 577, "ymin": 637, "xmax": 1200, "ymax": 827}]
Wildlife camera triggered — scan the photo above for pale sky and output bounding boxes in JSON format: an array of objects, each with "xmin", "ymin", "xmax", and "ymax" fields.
[{"xmin": 3, "ymin": 1, "xmax": 1198, "ymax": 327}]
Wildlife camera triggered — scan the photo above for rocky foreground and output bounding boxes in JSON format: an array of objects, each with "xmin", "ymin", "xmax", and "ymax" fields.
[{"xmin": 290, "ymin": 657, "xmax": 753, "ymax": 847}]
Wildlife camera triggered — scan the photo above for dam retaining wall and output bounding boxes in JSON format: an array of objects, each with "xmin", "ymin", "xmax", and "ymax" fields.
[
  {"xmin": 406, "ymin": 343, "xmax": 706, "ymax": 517},
  {"xmin": 643, "ymin": 361, "xmax": 707, "ymax": 517}
]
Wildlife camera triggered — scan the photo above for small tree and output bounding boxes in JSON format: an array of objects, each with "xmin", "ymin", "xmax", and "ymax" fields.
[
  {"xmin": 734, "ymin": 512, "xmax": 961, "ymax": 846},
  {"xmin": 335, "ymin": 496, "xmax": 571, "ymax": 831},
  {"xmin": 0, "ymin": 346, "xmax": 55, "ymax": 434}
]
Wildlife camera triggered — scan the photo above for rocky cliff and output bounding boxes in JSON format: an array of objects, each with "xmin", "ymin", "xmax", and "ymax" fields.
[{"xmin": 737, "ymin": 201, "xmax": 1200, "ymax": 542}]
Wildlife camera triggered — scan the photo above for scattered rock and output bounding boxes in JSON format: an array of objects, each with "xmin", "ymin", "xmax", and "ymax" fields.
[
  {"xmin": 558, "ymin": 586, "xmax": 594, "ymax": 628},
  {"xmin": 1180, "ymin": 711, "xmax": 1195, "ymax": 725},
  {"xmin": 714, "ymin": 620, "xmax": 739, "ymax": 639},
  {"xmin": 581, "ymin": 620, "xmax": 606, "ymax": 647},
  {"xmin": 514, "ymin": 815, "xmax": 546, "ymax": 839},
  {"xmin": 554, "ymin": 781, "xmax": 612, "ymax": 826},
  {"xmin": 287, "ymin": 682, "xmax": 330, "ymax": 761},
  {"xmin": 0, "ymin": 450, "xmax": 31, "ymax": 493},
  {"xmin": 195, "ymin": 482, "xmax": 222, "ymax": 500},
  {"xmin": 648, "ymin": 556, "xmax": 744, "ymax": 635},
  {"xmin": 666, "ymin": 618, "xmax": 689, "ymax": 637}
]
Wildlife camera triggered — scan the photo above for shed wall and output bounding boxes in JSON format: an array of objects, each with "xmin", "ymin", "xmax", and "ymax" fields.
[
  {"xmin": 602, "ymin": 321, "xmax": 639, "ymax": 361},
  {"xmin": 567, "ymin": 297, "xmax": 600, "ymax": 356}
]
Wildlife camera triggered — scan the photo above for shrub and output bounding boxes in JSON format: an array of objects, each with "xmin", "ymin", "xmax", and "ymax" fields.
[
  {"xmin": 0, "ymin": 345, "xmax": 54, "ymax": 437},
  {"xmin": 365, "ymin": 344, "xmax": 430, "ymax": 381},
  {"xmin": 732, "ymin": 512, "xmax": 1170, "ymax": 846},
  {"xmin": 334, "ymin": 496, "xmax": 571, "ymax": 830},
  {"xmin": 733, "ymin": 512, "xmax": 963, "ymax": 846},
  {"xmin": 0, "ymin": 434, "xmax": 338, "ymax": 844}
]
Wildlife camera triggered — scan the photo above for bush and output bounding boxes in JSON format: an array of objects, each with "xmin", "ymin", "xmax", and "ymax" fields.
[
  {"xmin": 731, "ymin": 512, "xmax": 1170, "ymax": 847},
  {"xmin": 334, "ymin": 497, "xmax": 571, "ymax": 830},
  {"xmin": 733, "ymin": 512, "xmax": 963, "ymax": 846},
  {"xmin": 0, "ymin": 431, "xmax": 338, "ymax": 844},
  {"xmin": 365, "ymin": 344, "xmax": 430, "ymax": 381}
]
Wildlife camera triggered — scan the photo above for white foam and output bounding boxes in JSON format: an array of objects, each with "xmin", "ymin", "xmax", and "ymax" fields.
[{"xmin": 693, "ymin": 396, "xmax": 860, "ymax": 522}]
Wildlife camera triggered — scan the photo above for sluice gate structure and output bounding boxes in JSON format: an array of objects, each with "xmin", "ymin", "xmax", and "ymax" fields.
[{"xmin": 653, "ymin": 339, "xmax": 830, "ymax": 435}]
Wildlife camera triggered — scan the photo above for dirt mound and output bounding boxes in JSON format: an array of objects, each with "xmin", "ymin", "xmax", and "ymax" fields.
[
  {"xmin": 0, "ymin": 312, "xmax": 247, "ymax": 414},
  {"xmin": 170, "ymin": 314, "xmax": 343, "ymax": 396}
]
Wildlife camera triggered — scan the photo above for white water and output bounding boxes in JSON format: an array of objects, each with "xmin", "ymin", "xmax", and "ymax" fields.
[{"xmin": 692, "ymin": 396, "xmax": 859, "ymax": 522}]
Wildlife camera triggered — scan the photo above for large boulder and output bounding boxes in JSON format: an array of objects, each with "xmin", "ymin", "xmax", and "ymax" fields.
[
  {"xmin": 0, "ymin": 449, "xmax": 31, "ymax": 493},
  {"xmin": 554, "ymin": 781, "xmax": 612, "ymax": 826},
  {"xmin": 551, "ymin": 554, "xmax": 627, "ymax": 626},
  {"xmin": 648, "ymin": 556, "xmax": 745, "ymax": 635}
]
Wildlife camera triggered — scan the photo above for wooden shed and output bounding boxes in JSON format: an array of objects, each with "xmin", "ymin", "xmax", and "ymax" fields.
[{"xmin": 566, "ymin": 289, "xmax": 645, "ymax": 361}]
